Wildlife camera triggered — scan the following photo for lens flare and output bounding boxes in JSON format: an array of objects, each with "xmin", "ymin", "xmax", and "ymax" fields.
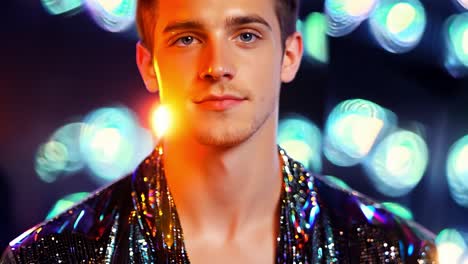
[
  {"xmin": 278, "ymin": 116, "xmax": 322, "ymax": 172},
  {"xmin": 364, "ymin": 130, "xmax": 428, "ymax": 197},
  {"xmin": 151, "ymin": 105, "xmax": 171, "ymax": 138},
  {"xmin": 303, "ymin": 12, "xmax": 329, "ymax": 63},
  {"xmin": 46, "ymin": 192, "xmax": 90, "ymax": 220},
  {"xmin": 436, "ymin": 229, "xmax": 467, "ymax": 264},
  {"xmin": 369, "ymin": 0, "xmax": 426, "ymax": 53},
  {"xmin": 85, "ymin": 0, "xmax": 136, "ymax": 32},
  {"xmin": 324, "ymin": 99, "xmax": 394, "ymax": 167},
  {"xmin": 447, "ymin": 135, "xmax": 468, "ymax": 208},
  {"xmin": 325, "ymin": 0, "xmax": 378, "ymax": 37}
]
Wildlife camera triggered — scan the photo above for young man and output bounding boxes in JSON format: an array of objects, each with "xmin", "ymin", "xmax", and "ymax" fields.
[{"xmin": 2, "ymin": 0, "xmax": 438, "ymax": 263}]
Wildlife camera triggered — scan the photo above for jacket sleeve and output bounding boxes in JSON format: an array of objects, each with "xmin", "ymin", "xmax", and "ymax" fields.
[{"xmin": 0, "ymin": 247, "xmax": 16, "ymax": 264}]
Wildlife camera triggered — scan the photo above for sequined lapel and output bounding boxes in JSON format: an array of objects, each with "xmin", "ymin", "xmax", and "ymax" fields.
[{"xmin": 130, "ymin": 146, "xmax": 318, "ymax": 264}]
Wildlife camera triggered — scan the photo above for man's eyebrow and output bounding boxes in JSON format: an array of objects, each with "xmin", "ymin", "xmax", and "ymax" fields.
[
  {"xmin": 162, "ymin": 15, "xmax": 272, "ymax": 34},
  {"xmin": 225, "ymin": 15, "xmax": 272, "ymax": 31},
  {"xmin": 163, "ymin": 20, "xmax": 205, "ymax": 33}
]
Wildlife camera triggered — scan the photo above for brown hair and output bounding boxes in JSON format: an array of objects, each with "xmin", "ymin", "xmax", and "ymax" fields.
[{"xmin": 136, "ymin": 0, "xmax": 299, "ymax": 52}]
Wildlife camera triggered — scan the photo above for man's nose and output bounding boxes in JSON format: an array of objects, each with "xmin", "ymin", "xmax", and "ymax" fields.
[{"xmin": 198, "ymin": 40, "xmax": 236, "ymax": 81}]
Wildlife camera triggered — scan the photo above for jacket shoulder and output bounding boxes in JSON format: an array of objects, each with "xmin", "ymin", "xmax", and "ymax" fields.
[
  {"xmin": 312, "ymin": 173, "xmax": 438, "ymax": 262},
  {"xmin": 4, "ymin": 175, "xmax": 132, "ymax": 263}
]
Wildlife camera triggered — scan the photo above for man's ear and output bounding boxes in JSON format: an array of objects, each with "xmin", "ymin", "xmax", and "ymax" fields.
[
  {"xmin": 280, "ymin": 32, "xmax": 303, "ymax": 83},
  {"xmin": 136, "ymin": 41, "xmax": 159, "ymax": 93}
]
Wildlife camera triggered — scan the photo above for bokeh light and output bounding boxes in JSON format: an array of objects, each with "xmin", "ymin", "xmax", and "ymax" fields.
[
  {"xmin": 324, "ymin": 98, "xmax": 395, "ymax": 167},
  {"xmin": 46, "ymin": 192, "xmax": 90, "ymax": 220},
  {"xmin": 151, "ymin": 104, "xmax": 171, "ymax": 138},
  {"xmin": 35, "ymin": 123, "xmax": 85, "ymax": 183},
  {"xmin": 325, "ymin": 0, "xmax": 378, "ymax": 37},
  {"xmin": 35, "ymin": 141, "xmax": 69, "ymax": 183},
  {"xmin": 323, "ymin": 175, "xmax": 352, "ymax": 191},
  {"xmin": 446, "ymin": 135, "xmax": 468, "ymax": 208},
  {"xmin": 369, "ymin": 0, "xmax": 426, "ymax": 53},
  {"xmin": 381, "ymin": 202, "xmax": 414, "ymax": 220},
  {"xmin": 303, "ymin": 12, "xmax": 329, "ymax": 63},
  {"xmin": 85, "ymin": 0, "xmax": 136, "ymax": 32},
  {"xmin": 80, "ymin": 106, "xmax": 154, "ymax": 184},
  {"xmin": 436, "ymin": 228, "xmax": 467, "ymax": 264},
  {"xmin": 455, "ymin": 0, "xmax": 468, "ymax": 10},
  {"xmin": 364, "ymin": 130, "xmax": 429, "ymax": 197},
  {"xmin": 41, "ymin": 0, "xmax": 83, "ymax": 15},
  {"xmin": 50, "ymin": 123, "xmax": 86, "ymax": 173},
  {"xmin": 444, "ymin": 13, "xmax": 468, "ymax": 77},
  {"xmin": 278, "ymin": 115, "xmax": 322, "ymax": 172}
]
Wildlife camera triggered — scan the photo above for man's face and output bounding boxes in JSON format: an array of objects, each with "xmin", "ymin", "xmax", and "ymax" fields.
[{"xmin": 149, "ymin": 0, "xmax": 292, "ymax": 147}]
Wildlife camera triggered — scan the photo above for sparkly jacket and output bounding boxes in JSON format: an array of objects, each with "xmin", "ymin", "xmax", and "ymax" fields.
[{"xmin": 1, "ymin": 147, "xmax": 438, "ymax": 263}]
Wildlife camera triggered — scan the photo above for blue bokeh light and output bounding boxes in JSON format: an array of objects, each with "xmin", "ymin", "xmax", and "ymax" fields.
[
  {"xmin": 325, "ymin": 0, "xmax": 378, "ymax": 37},
  {"xmin": 436, "ymin": 228, "xmax": 467, "ymax": 264},
  {"xmin": 80, "ymin": 106, "xmax": 154, "ymax": 184},
  {"xmin": 278, "ymin": 115, "xmax": 322, "ymax": 172},
  {"xmin": 85, "ymin": 0, "xmax": 136, "ymax": 32},
  {"xmin": 369, "ymin": 0, "xmax": 426, "ymax": 53},
  {"xmin": 444, "ymin": 13, "xmax": 468, "ymax": 77},
  {"xmin": 446, "ymin": 135, "xmax": 468, "ymax": 208},
  {"xmin": 324, "ymin": 98, "xmax": 395, "ymax": 167},
  {"xmin": 364, "ymin": 130, "xmax": 429, "ymax": 197},
  {"xmin": 41, "ymin": 0, "xmax": 83, "ymax": 15}
]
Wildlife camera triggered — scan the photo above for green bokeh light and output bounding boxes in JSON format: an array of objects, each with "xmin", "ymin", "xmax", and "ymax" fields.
[
  {"xmin": 303, "ymin": 12, "xmax": 329, "ymax": 63},
  {"xmin": 447, "ymin": 13, "xmax": 468, "ymax": 66},
  {"xmin": 80, "ymin": 107, "xmax": 141, "ymax": 183},
  {"xmin": 386, "ymin": 3, "xmax": 416, "ymax": 34},
  {"xmin": 324, "ymin": 99, "xmax": 391, "ymax": 167},
  {"xmin": 446, "ymin": 135, "xmax": 468, "ymax": 207},
  {"xmin": 35, "ymin": 141, "xmax": 69, "ymax": 183},
  {"xmin": 278, "ymin": 116, "xmax": 322, "ymax": 172},
  {"xmin": 381, "ymin": 202, "xmax": 413, "ymax": 220},
  {"xmin": 46, "ymin": 192, "xmax": 90, "ymax": 220},
  {"xmin": 435, "ymin": 228, "xmax": 467, "ymax": 264},
  {"xmin": 369, "ymin": 0, "xmax": 426, "ymax": 53},
  {"xmin": 50, "ymin": 122, "xmax": 86, "ymax": 173},
  {"xmin": 41, "ymin": 0, "xmax": 83, "ymax": 15},
  {"xmin": 366, "ymin": 130, "xmax": 428, "ymax": 197},
  {"xmin": 323, "ymin": 175, "xmax": 351, "ymax": 191}
]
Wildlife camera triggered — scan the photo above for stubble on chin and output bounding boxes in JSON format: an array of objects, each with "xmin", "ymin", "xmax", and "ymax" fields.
[{"xmin": 192, "ymin": 109, "xmax": 274, "ymax": 148}]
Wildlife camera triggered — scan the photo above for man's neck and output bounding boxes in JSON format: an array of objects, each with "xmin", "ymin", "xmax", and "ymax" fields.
[{"xmin": 162, "ymin": 115, "xmax": 283, "ymax": 246}]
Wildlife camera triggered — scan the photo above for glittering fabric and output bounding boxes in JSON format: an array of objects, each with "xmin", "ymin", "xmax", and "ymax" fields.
[{"xmin": 1, "ymin": 146, "xmax": 438, "ymax": 263}]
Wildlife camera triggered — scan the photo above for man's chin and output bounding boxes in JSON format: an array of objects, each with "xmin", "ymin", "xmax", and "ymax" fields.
[{"xmin": 194, "ymin": 128, "xmax": 254, "ymax": 148}]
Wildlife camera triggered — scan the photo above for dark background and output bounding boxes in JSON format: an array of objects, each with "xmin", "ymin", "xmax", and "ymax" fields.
[{"xmin": 1, "ymin": 0, "xmax": 467, "ymax": 251}]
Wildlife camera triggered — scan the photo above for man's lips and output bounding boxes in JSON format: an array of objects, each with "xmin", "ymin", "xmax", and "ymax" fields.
[
  {"xmin": 193, "ymin": 95, "xmax": 246, "ymax": 111},
  {"xmin": 194, "ymin": 94, "xmax": 246, "ymax": 103}
]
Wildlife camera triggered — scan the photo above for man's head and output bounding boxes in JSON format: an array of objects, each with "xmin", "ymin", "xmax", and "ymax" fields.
[
  {"xmin": 136, "ymin": 0, "xmax": 300, "ymax": 52},
  {"xmin": 136, "ymin": 0, "xmax": 303, "ymax": 148}
]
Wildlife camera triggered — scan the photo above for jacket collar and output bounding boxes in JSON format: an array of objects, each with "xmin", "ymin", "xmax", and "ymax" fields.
[{"xmin": 130, "ymin": 145, "xmax": 319, "ymax": 263}]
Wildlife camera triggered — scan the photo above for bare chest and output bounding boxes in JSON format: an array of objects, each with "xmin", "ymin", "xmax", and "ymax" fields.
[{"xmin": 186, "ymin": 242, "xmax": 275, "ymax": 264}]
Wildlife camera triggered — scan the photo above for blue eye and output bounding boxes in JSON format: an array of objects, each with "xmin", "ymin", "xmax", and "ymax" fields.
[
  {"xmin": 175, "ymin": 36, "xmax": 196, "ymax": 46},
  {"xmin": 239, "ymin": 32, "xmax": 257, "ymax": 42}
]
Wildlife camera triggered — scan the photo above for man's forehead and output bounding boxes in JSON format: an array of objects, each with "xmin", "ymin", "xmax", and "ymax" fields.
[{"xmin": 155, "ymin": 0, "xmax": 278, "ymax": 29}]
